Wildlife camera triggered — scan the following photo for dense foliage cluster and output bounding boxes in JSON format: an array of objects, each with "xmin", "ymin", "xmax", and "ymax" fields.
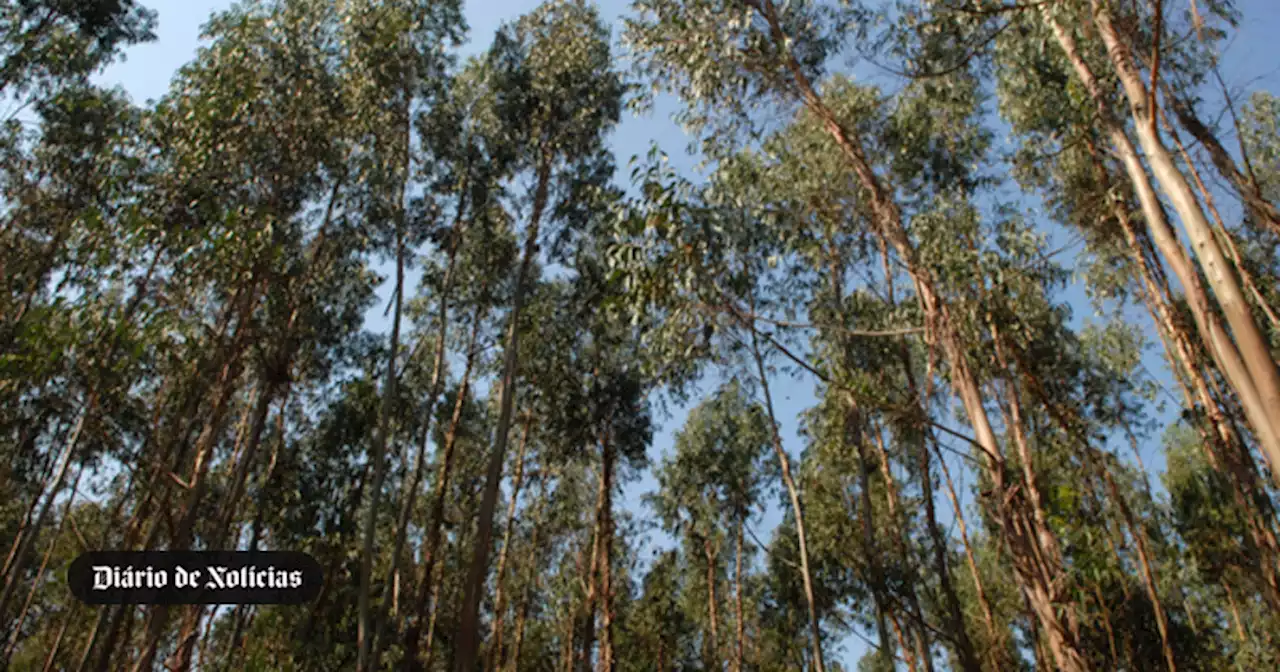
[{"xmin": 2, "ymin": 0, "xmax": 1280, "ymax": 670}]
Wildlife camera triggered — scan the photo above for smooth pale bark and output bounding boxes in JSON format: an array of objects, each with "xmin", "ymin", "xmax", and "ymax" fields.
[
  {"xmin": 1161, "ymin": 110, "xmax": 1280, "ymax": 332},
  {"xmin": 454, "ymin": 152, "xmax": 552, "ymax": 672},
  {"xmin": 1066, "ymin": 2, "xmax": 1280, "ymax": 477},
  {"xmin": 1087, "ymin": 138, "xmax": 1280, "ymax": 597}
]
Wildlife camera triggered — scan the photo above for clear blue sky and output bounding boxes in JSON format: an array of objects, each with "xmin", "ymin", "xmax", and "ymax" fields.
[{"xmin": 91, "ymin": 0, "xmax": 1280, "ymax": 668}]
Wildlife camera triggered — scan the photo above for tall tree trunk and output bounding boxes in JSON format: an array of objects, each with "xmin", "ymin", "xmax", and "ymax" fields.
[
  {"xmin": 2, "ymin": 464, "xmax": 82, "ymax": 666},
  {"xmin": 734, "ymin": 518, "xmax": 746, "ymax": 672},
  {"xmin": 916, "ymin": 430, "xmax": 981, "ymax": 672},
  {"xmin": 39, "ymin": 603, "xmax": 76, "ymax": 672},
  {"xmin": 505, "ymin": 489, "xmax": 547, "ymax": 672},
  {"xmin": 1088, "ymin": 136, "xmax": 1280, "ymax": 600},
  {"xmin": 1047, "ymin": 4, "xmax": 1280, "ymax": 482},
  {"xmin": 702, "ymin": 536, "xmax": 720, "ymax": 670},
  {"xmin": 0, "ymin": 397, "xmax": 91, "ymax": 620},
  {"xmin": 374, "ymin": 199, "xmax": 469, "ymax": 665},
  {"xmin": 596, "ymin": 426, "xmax": 616, "ymax": 672},
  {"xmin": 454, "ymin": 152, "xmax": 552, "ymax": 672},
  {"xmin": 745, "ymin": 308, "xmax": 826, "ymax": 672},
  {"xmin": 357, "ymin": 219, "xmax": 405, "ymax": 672},
  {"xmin": 579, "ymin": 465, "xmax": 605, "ymax": 672},
  {"xmin": 133, "ymin": 270, "xmax": 262, "ymax": 672},
  {"xmin": 934, "ymin": 438, "xmax": 1005, "ymax": 668},
  {"xmin": 402, "ymin": 297, "xmax": 487, "ymax": 672},
  {"xmin": 487, "ymin": 415, "xmax": 534, "ymax": 672},
  {"xmin": 851, "ymin": 406, "xmax": 893, "ymax": 670},
  {"xmin": 1098, "ymin": 460, "xmax": 1177, "ymax": 672}
]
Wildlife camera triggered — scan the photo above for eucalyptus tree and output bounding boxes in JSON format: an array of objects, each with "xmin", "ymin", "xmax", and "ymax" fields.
[
  {"xmin": 334, "ymin": 0, "xmax": 467, "ymax": 667},
  {"xmin": 453, "ymin": 2, "xmax": 626, "ymax": 668},
  {"xmin": 0, "ymin": 0, "xmax": 156, "ymax": 101},
  {"xmin": 88, "ymin": 1, "xmax": 383, "ymax": 667},
  {"xmin": 1020, "ymin": 0, "xmax": 1280, "ymax": 483},
  {"xmin": 0, "ymin": 82, "xmax": 156, "ymax": 639},
  {"xmin": 623, "ymin": 3, "xmax": 1093, "ymax": 666},
  {"xmin": 982, "ymin": 0, "xmax": 1280, "ymax": 619},
  {"xmin": 399, "ymin": 206, "xmax": 515, "ymax": 672},
  {"xmin": 652, "ymin": 379, "xmax": 770, "ymax": 672}
]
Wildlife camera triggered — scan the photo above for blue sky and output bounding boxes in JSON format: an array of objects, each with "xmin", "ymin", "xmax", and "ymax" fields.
[{"xmin": 91, "ymin": 0, "xmax": 1280, "ymax": 668}]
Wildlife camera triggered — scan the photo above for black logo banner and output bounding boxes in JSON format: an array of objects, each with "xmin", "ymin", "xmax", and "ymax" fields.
[{"xmin": 67, "ymin": 551, "xmax": 323, "ymax": 605}]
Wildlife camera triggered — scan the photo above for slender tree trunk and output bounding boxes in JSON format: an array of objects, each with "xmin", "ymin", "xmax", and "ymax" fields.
[
  {"xmin": 1223, "ymin": 579, "xmax": 1248, "ymax": 645},
  {"xmin": 916, "ymin": 431, "xmax": 980, "ymax": 672},
  {"xmin": 402, "ymin": 298, "xmax": 487, "ymax": 671},
  {"xmin": 505, "ymin": 492, "xmax": 546, "ymax": 672},
  {"xmin": 0, "ymin": 396, "xmax": 91, "ymax": 620},
  {"xmin": 39, "ymin": 603, "xmax": 76, "ymax": 672},
  {"xmin": 934, "ymin": 438, "xmax": 1004, "ymax": 668},
  {"xmin": 887, "ymin": 608, "xmax": 918, "ymax": 672},
  {"xmin": 455, "ymin": 152, "xmax": 552, "ymax": 672},
  {"xmin": 170, "ymin": 379, "xmax": 278, "ymax": 670},
  {"xmin": 745, "ymin": 308, "xmax": 826, "ymax": 672},
  {"xmin": 134, "ymin": 272, "xmax": 261, "ymax": 672},
  {"xmin": 1048, "ymin": 4, "xmax": 1280, "ymax": 482},
  {"xmin": 596, "ymin": 426, "xmax": 616, "ymax": 672},
  {"xmin": 1091, "ymin": 583, "xmax": 1120, "ymax": 668},
  {"xmin": 1, "ymin": 437, "xmax": 58, "ymax": 583},
  {"xmin": 703, "ymin": 536, "xmax": 720, "ymax": 670},
  {"xmin": 374, "ymin": 201, "xmax": 468, "ymax": 665},
  {"xmin": 1099, "ymin": 463, "xmax": 1176, "ymax": 672},
  {"xmin": 579, "ymin": 468, "xmax": 605, "ymax": 672},
  {"xmin": 357, "ymin": 220, "xmax": 405, "ymax": 672},
  {"xmin": 2, "ymin": 464, "xmax": 82, "ymax": 666},
  {"xmin": 734, "ymin": 518, "xmax": 745, "ymax": 672},
  {"xmin": 1090, "ymin": 137, "xmax": 1280, "ymax": 599},
  {"xmin": 1162, "ymin": 113, "xmax": 1280, "ymax": 331},
  {"xmin": 487, "ymin": 415, "xmax": 534, "ymax": 672},
  {"xmin": 851, "ymin": 406, "xmax": 893, "ymax": 670}
]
